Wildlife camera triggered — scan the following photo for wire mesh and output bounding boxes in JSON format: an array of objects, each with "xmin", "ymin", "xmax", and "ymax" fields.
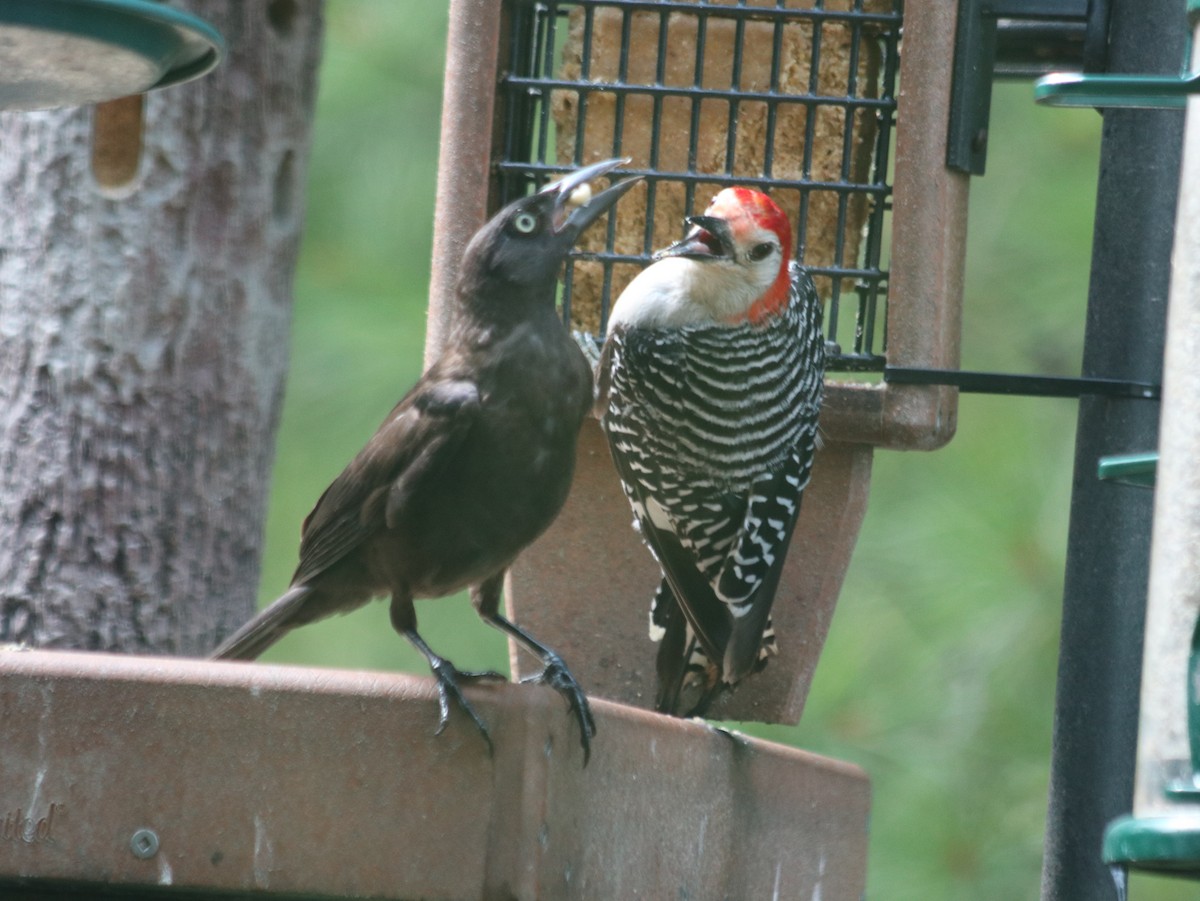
[{"xmin": 496, "ymin": 0, "xmax": 902, "ymax": 371}]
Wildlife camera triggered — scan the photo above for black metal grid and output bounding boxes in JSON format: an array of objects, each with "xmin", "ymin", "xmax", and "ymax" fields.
[{"xmin": 497, "ymin": 0, "xmax": 902, "ymax": 371}]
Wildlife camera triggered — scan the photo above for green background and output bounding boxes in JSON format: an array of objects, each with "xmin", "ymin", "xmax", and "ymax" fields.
[{"xmin": 253, "ymin": 5, "xmax": 1189, "ymax": 898}]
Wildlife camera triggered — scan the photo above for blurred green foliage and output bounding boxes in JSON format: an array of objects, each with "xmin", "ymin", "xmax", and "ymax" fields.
[{"xmin": 255, "ymin": 5, "xmax": 1189, "ymax": 899}]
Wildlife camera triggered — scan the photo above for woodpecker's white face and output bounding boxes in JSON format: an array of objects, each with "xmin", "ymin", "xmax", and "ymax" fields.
[{"xmin": 608, "ymin": 188, "xmax": 793, "ymax": 330}]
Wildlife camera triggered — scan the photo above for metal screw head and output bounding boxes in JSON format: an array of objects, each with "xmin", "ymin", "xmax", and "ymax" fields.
[{"xmin": 130, "ymin": 828, "xmax": 160, "ymax": 859}]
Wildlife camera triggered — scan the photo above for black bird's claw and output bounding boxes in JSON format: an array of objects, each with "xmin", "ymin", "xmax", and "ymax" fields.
[
  {"xmin": 522, "ymin": 652, "xmax": 596, "ymax": 765},
  {"xmin": 428, "ymin": 658, "xmax": 506, "ymax": 756}
]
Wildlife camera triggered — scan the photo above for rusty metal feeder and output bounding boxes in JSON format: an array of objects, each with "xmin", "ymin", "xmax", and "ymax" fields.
[
  {"xmin": 428, "ymin": 0, "xmax": 966, "ymax": 724},
  {"xmin": 0, "ymin": 649, "xmax": 870, "ymax": 899}
]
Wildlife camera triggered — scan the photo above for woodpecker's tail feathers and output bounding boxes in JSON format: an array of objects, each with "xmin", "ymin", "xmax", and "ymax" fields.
[
  {"xmin": 657, "ymin": 633, "xmax": 720, "ymax": 719},
  {"xmin": 652, "ymin": 578, "xmax": 781, "ymax": 716},
  {"xmin": 651, "ymin": 580, "xmax": 692, "ymax": 713},
  {"xmin": 210, "ymin": 584, "xmax": 315, "ymax": 661}
]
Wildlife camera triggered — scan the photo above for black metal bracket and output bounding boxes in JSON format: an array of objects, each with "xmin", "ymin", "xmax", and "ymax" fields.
[
  {"xmin": 948, "ymin": 0, "xmax": 1110, "ymax": 175},
  {"xmin": 884, "ymin": 366, "xmax": 1160, "ymax": 399}
]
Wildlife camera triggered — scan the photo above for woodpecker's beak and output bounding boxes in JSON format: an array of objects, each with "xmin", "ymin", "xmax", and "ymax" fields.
[
  {"xmin": 543, "ymin": 158, "xmax": 642, "ymax": 237},
  {"xmin": 656, "ymin": 214, "xmax": 736, "ymax": 261}
]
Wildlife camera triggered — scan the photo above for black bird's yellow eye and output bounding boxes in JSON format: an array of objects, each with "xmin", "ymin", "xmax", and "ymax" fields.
[
  {"xmin": 749, "ymin": 242, "xmax": 776, "ymax": 262},
  {"xmin": 512, "ymin": 211, "xmax": 540, "ymax": 235}
]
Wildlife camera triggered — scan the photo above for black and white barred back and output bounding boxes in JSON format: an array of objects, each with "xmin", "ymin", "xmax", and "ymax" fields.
[{"xmin": 600, "ymin": 262, "xmax": 825, "ymax": 715}]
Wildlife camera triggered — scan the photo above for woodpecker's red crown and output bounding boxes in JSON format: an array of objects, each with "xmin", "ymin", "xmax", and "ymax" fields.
[
  {"xmin": 699, "ymin": 188, "xmax": 793, "ymax": 324},
  {"xmin": 706, "ymin": 187, "xmax": 792, "ymax": 259}
]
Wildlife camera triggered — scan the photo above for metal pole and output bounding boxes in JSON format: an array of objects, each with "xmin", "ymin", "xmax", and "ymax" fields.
[
  {"xmin": 425, "ymin": 0, "xmax": 503, "ymax": 368},
  {"xmin": 1039, "ymin": 1, "xmax": 1185, "ymax": 898}
]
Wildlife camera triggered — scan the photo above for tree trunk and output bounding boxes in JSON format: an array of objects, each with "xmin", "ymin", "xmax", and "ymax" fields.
[{"xmin": 0, "ymin": 2, "xmax": 324, "ymax": 655}]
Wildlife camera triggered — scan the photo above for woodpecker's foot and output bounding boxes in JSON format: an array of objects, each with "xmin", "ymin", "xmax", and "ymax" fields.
[
  {"xmin": 522, "ymin": 653, "xmax": 596, "ymax": 764},
  {"xmin": 427, "ymin": 658, "xmax": 506, "ymax": 756}
]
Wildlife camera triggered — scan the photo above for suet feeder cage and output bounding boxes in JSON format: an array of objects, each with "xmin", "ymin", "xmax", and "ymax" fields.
[{"xmin": 428, "ymin": 0, "xmax": 967, "ymax": 723}]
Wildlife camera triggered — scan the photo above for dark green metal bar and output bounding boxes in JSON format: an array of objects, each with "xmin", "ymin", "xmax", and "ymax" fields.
[
  {"xmin": 949, "ymin": 0, "xmax": 1097, "ymax": 173},
  {"xmin": 1039, "ymin": 1, "xmax": 1184, "ymax": 897},
  {"xmin": 1096, "ymin": 453, "xmax": 1158, "ymax": 488},
  {"xmin": 1035, "ymin": 0, "xmax": 1200, "ymax": 108},
  {"xmin": 883, "ymin": 366, "xmax": 1160, "ymax": 399}
]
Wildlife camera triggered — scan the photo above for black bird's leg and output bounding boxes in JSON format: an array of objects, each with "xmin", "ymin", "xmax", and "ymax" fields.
[
  {"xmin": 392, "ymin": 597, "xmax": 504, "ymax": 755},
  {"xmin": 401, "ymin": 628, "xmax": 507, "ymax": 756},
  {"xmin": 471, "ymin": 574, "xmax": 596, "ymax": 764}
]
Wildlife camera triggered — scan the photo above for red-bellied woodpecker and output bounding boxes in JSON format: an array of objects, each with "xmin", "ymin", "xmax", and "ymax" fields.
[
  {"xmin": 597, "ymin": 187, "xmax": 825, "ymax": 716},
  {"xmin": 212, "ymin": 159, "xmax": 641, "ymax": 762}
]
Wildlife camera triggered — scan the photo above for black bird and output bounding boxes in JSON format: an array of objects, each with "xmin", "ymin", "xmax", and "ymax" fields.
[{"xmin": 212, "ymin": 159, "xmax": 640, "ymax": 762}]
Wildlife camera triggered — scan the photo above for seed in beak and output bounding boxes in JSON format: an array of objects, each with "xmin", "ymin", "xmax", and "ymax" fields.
[{"xmin": 567, "ymin": 182, "xmax": 592, "ymax": 209}]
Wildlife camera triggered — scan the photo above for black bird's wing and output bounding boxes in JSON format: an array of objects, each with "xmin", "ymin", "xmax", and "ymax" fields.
[{"xmin": 291, "ymin": 376, "xmax": 481, "ymax": 586}]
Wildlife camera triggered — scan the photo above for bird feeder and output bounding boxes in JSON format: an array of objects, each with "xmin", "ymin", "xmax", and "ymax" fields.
[
  {"xmin": 428, "ymin": 0, "xmax": 966, "ymax": 723},
  {"xmin": 0, "ymin": 0, "xmax": 223, "ymax": 111},
  {"xmin": 1102, "ymin": 0, "xmax": 1200, "ymax": 880},
  {"xmin": 0, "ymin": 0, "xmax": 225, "ymax": 188}
]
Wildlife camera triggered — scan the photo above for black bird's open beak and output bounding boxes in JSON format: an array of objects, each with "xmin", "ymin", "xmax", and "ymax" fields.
[
  {"xmin": 654, "ymin": 214, "xmax": 735, "ymax": 262},
  {"xmin": 542, "ymin": 158, "xmax": 643, "ymax": 237}
]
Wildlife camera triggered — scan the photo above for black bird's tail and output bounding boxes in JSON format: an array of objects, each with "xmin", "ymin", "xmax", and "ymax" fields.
[{"xmin": 210, "ymin": 584, "xmax": 315, "ymax": 660}]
